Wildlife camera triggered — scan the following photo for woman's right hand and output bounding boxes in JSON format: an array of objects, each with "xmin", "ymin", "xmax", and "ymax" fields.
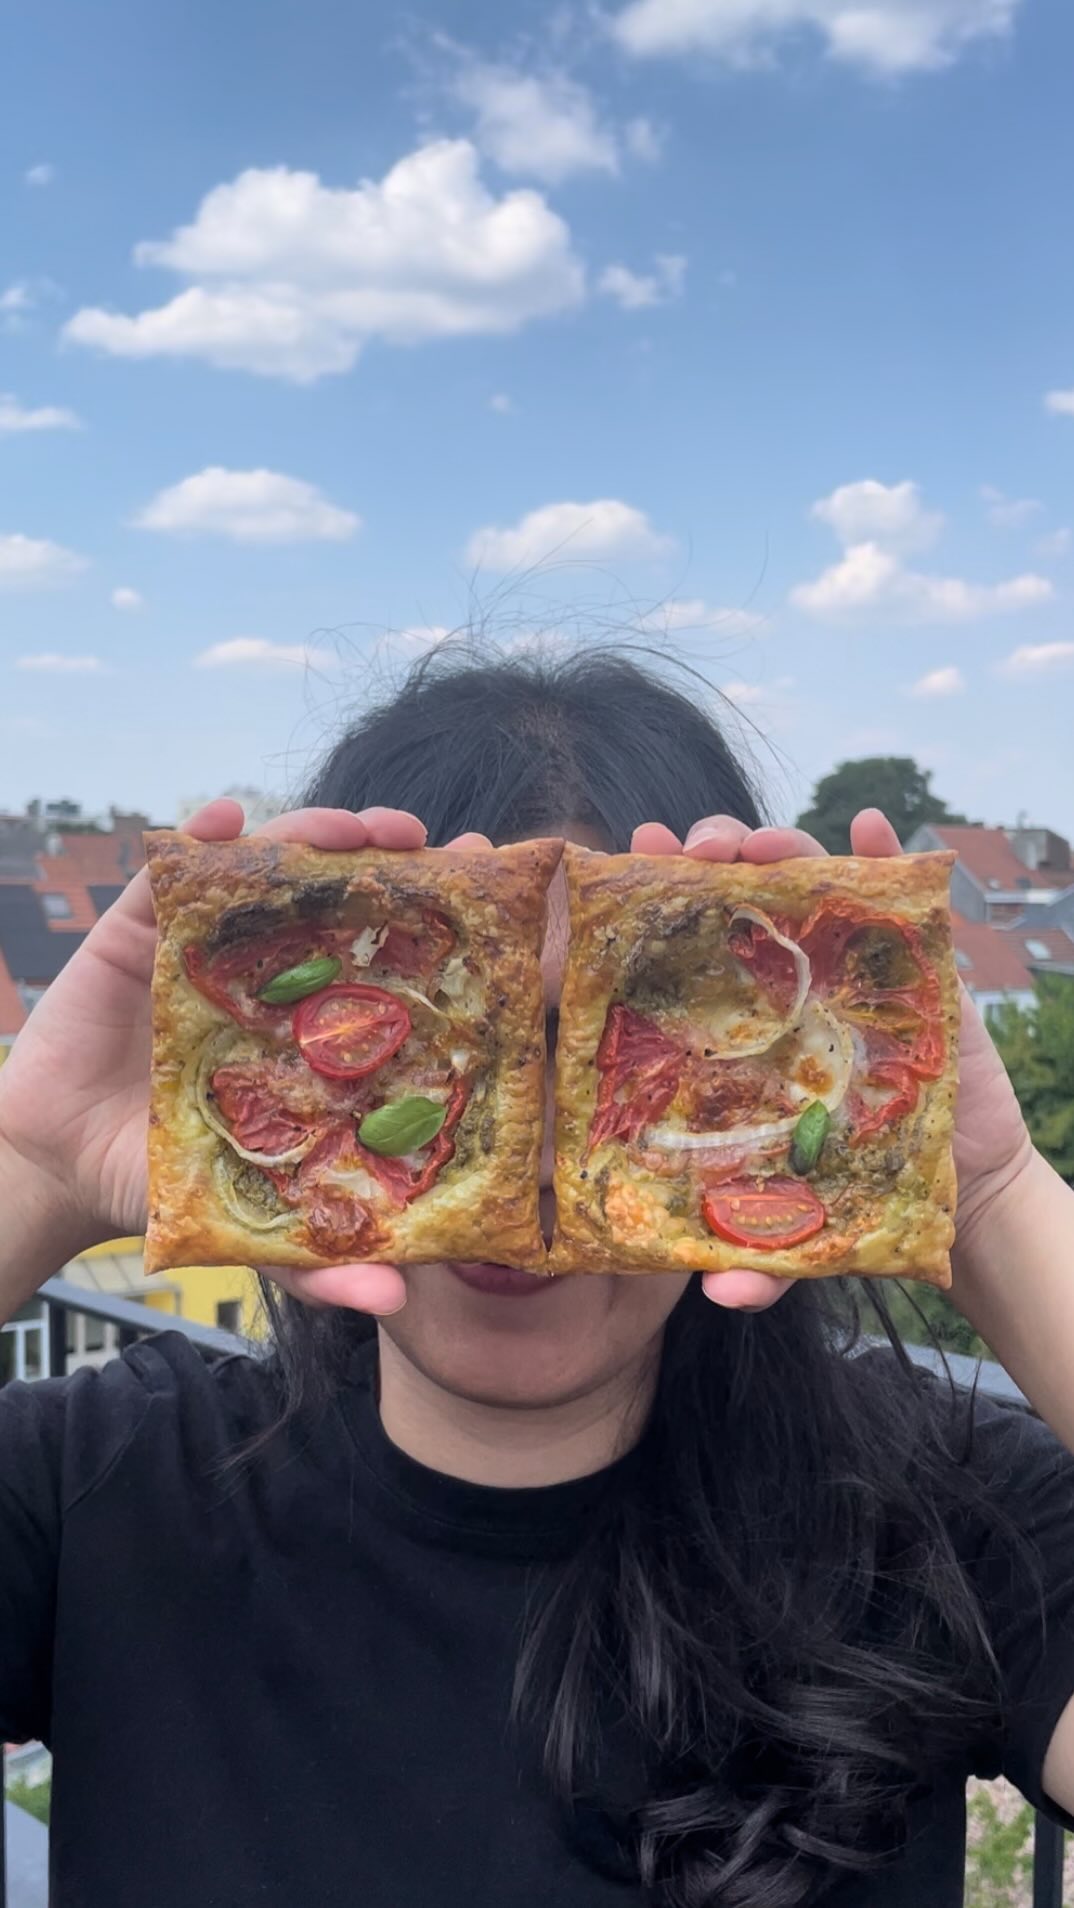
[{"xmin": 0, "ymin": 799, "xmax": 437, "ymax": 1318}]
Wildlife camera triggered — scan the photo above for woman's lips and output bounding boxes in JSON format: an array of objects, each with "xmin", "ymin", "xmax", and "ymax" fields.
[{"xmin": 446, "ymin": 1261, "xmax": 556, "ymax": 1299}]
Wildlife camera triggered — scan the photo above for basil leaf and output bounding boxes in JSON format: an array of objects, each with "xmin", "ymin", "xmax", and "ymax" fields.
[
  {"xmin": 258, "ymin": 956, "xmax": 341, "ymax": 1004},
  {"xmin": 789, "ymin": 1100, "xmax": 832, "ymax": 1176},
  {"xmin": 358, "ymin": 1096, "xmax": 448, "ymax": 1157}
]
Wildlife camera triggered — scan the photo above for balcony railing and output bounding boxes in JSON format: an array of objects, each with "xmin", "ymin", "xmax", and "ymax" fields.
[{"xmin": 0, "ymin": 1290, "xmax": 1067, "ymax": 1907}]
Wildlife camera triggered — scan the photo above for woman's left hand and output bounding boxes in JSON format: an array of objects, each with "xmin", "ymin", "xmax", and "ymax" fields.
[{"xmin": 630, "ymin": 807, "xmax": 1034, "ymax": 1312}]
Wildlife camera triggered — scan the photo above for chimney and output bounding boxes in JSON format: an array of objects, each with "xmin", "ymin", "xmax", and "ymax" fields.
[{"xmin": 1007, "ymin": 827, "xmax": 1072, "ymax": 873}]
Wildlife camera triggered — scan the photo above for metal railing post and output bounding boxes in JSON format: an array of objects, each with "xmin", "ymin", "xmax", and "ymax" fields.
[
  {"xmin": 1032, "ymin": 1812, "xmax": 1065, "ymax": 1908},
  {"xmin": 47, "ymin": 1299, "xmax": 67, "ymax": 1380}
]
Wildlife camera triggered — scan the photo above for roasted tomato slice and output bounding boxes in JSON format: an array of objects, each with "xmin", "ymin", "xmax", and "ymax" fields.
[
  {"xmin": 702, "ymin": 1175, "xmax": 826, "ymax": 1249},
  {"xmin": 293, "ymin": 985, "xmax": 411, "ymax": 1079},
  {"xmin": 371, "ymin": 911, "xmax": 456, "ymax": 980},
  {"xmin": 726, "ymin": 915, "xmax": 802, "ymax": 1016},
  {"xmin": 588, "ymin": 1005, "xmax": 684, "ymax": 1152},
  {"xmin": 185, "ymin": 929, "xmax": 337, "ymax": 1031},
  {"xmin": 356, "ymin": 1079, "xmax": 470, "ymax": 1207},
  {"xmin": 210, "ymin": 1067, "xmax": 315, "ymax": 1155}
]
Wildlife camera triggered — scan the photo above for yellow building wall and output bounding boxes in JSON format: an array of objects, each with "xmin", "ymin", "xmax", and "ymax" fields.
[{"xmin": 82, "ymin": 1239, "xmax": 264, "ymax": 1340}]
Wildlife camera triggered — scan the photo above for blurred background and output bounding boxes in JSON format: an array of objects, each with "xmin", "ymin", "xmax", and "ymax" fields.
[{"xmin": 1, "ymin": 4, "xmax": 1072, "ymax": 1893}]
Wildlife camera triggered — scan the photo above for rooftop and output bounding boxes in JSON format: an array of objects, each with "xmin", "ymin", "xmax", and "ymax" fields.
[{"xmin": 929, "ymin": 825, "xmax": 1070, "ymax": 895}]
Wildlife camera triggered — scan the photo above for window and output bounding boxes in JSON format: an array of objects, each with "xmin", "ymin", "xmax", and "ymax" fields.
[
  {"xmin": 1025, "ymin": 939, "xmax": 1051, "ymax": 960},
  {"xmin": 216, "ymin": 1300, "xmax": 243, "ymax": 1334},
  {"xmin": 41, "ymin": 892, "xmax": 73, "ymax": 920},
  {"xmin": 1, "ymin": 1302, "xmax": 48, "ymax": 1384},
  {"xmin": 84, "ymin": 1315, "xmax": 106, "ymax": 1352},
  {"xmin": 954, "ymin": 949, "xmax": 973, "ymax": 970}
]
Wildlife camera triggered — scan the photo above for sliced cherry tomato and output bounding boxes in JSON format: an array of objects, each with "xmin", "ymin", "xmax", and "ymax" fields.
[
  {"xmin": 702, "ymin": 1175, "xmax": 826, "ymax": 1249},
  {"xmin": 293, "ymin": 985, "xmax": 411, "ymax": 1080},
  {"xmin": 589, "ymin": 1005, "xmax": 683, "ymax": 1152},
  {"xmin": 372, "ymin": 911, "xmax": 456, "ymax": 980}
]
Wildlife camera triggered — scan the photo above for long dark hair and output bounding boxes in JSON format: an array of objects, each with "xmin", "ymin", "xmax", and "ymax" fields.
[{"xmin": 264, "ymin": 642, "xmax": 1015, "ymax": 1906}]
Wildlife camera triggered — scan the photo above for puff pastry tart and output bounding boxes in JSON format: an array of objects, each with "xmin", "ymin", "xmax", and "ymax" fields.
[
  {"xmin": 144, "ymin": 832, "xmax": 561, "ymax": 1273},
  {"xmin": 550, "ymin": 846, "xmax": 959, "ymax": 1286}
]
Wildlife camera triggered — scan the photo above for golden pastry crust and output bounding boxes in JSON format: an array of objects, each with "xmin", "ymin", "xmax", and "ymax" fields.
[
  {"xmin": 550, "ymin": 846, "xmax": 959, "ymax": 1286},
  {"xmin": 144, "ymin": 832, "xmax": 561, "ymax": 1274}
]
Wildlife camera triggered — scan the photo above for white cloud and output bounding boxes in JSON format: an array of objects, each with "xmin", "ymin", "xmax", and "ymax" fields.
[
  {"xmin": 24, "ymin": 163, "xmax": 55, "ymax": 187},
  {"xmin": 624, "ymin": 115, "xmax": 664, "ymax": 161},
  {"xmin": 194, "ymin": 638, "xmax": 329, "ymax": 669},
  {"xmin": 398, "ymin": 625, "xmax": 451, "ymax": 645},
  {"xmin": 811, "ymin": 478, "xmax": 942, "ymax": 553},
  {"xmin": 599, "ymin": 253, "xmax": 686, "ymax": 310},
  {"xmin": 16, "ymin": 652, "xmax": 104, "ymax": 673},
  {"xmin": 0, "ymin": 283, "xmax": 33, "ymax": 332},
  {"xmin": 0, "ymin": 393, "xmax": 82, "ymax": 434},
  {"xmin": 910, "ymin": 665, "xmax": 965, "ymax": 698},
  {"xmin": 719, "ymin": 674, "xmax": 796, "ymax": 734},
  {"xmin": 451, "ymin": 63, "xmax": 618, "ymax": 183},
  {"xmin": 134, "ymin": 467, "xmax": 360, "ymax": 543},
  {"xmin": 1035, "ymin": 527, "xmax": 1071, "ymax": 560},
  {"xmin": 639, "ymin": 596, "xmax": 767, "ymax": 636},
  {"xmin": 466, "ymin": 498, "xmax": 673, "ymax": 569},
  {"xmin": 1044, "ymin": 389, "xmax": 1074, "ymax": 417},
  {"xmin": 489, "ymin": 391, "xmax": 513, "ymax": 413},
  {"xmin": 64, "ymin": 142, "xmax": 585, "ymax": 383},
  {"xmin": 791, "ymin": 540, "xmax": 1052, "ymax": 623},
  {"xmin": 610, "ymin": 0, "xmax": 1023, "ymax": 76},
  {"xmin": 0, "ymin": 533, "xmax": 86, "ymax": 589},
  {"xmin": 996, "ymin": 641, "xmax": 1074, "ymax": 678},
  {"xmin": 794, "ymin": 478, "xmax": 1052, "ymax": 624},
  {"xmin": 980, "ymin": 484, "xmax": 1042, "ymax": 529},
  {"xmin": 111, "ymin": 586, "xmax": 145, "ymax": 611}
]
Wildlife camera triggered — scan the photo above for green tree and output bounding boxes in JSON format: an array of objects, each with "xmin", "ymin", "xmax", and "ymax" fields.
[
  {"xmin": 964, "ymin": 1786, "xmax": 1034, "ymax": 1907},
  {"xmin": 8, "ymin": 1773, "xmax": 51, "ymax": 1824},
  {"xmin": 989, "ymin": 974, "xmax": 1074, "ymax": 1183},
  {"xmin": 796, "ymin": 757, "xmax": 968, "ymax": 853},
  {"xmin": 879, "ymin": 1280, "xmax": 988, "ymax": 1360}
]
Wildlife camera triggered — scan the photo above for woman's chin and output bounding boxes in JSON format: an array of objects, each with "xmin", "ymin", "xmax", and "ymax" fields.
[{"xmin": 377, "ymin": 1259, "xmax": 691, "ymax": 1412}]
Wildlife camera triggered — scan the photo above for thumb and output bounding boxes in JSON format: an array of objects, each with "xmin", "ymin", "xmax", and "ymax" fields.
[{"xmin": 266, "ymin": 1261, "xmax": 408, "ymax": 1316}]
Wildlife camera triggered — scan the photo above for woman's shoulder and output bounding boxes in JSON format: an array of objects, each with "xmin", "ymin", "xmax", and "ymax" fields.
[
  {"xmin": 0, "ymin": 1331, "xmax": 287, "ymax": 1517},
  {"xmin": 851, "ymin": 1342, "xmax": 1074, "ymax": 1546}
]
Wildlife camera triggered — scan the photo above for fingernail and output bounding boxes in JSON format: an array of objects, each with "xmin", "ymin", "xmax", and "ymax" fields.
[{"xmin": 684, "ymin": 821, "xmax": 729, "ymax": 849}]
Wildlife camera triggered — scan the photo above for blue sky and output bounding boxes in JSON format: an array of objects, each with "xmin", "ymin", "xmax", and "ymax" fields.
[{"xmin": 2, "ymin": 0, "xmax": 1072, "ymax": 834}]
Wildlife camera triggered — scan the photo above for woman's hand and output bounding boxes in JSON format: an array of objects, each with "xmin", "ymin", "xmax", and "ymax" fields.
[
  {"xmin": 0, "ymin": 800, "xmax": 455, "ymax": 1320},
  {"xmin": 631, "ymin": 807, "xmax": 1033, "ymax": 1313}
]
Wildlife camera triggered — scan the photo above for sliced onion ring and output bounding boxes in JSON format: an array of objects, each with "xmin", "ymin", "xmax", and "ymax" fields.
[
  {"xmin": 645, "ymin": 1002, "xmax": 853, "ymax": 1156},
  {"xmin": 373, "ymin": 977, "xmax": 451, "ymax": 1020},
  {"xmin": 193, "ymin": 1033, "xmax": 321, "ymax": 1168},
  {"xmin": 724, "ymin": 905, "xmax": 811, "ymax": 1047},
  {"xmin": 212, "ymin": 1154, "xmax": 294, "ymax": 1232}
]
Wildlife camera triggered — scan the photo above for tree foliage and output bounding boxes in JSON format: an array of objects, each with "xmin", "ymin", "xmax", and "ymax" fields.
[
  {"xmin": 796, "ymin": 756, "xmax": 968, "ymax": 853},
  {"xmin": 988, "ymin": 975, "xmax": 1074, "ymax": 1183}
]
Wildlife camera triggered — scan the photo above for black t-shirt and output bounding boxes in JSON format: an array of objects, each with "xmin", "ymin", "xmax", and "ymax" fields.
[{"xmin": 2, "ymin": 1333, "xmax": 1074, "ymax": 1908}]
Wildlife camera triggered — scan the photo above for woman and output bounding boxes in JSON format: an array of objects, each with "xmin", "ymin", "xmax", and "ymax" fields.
[{"xmin": 1, "ymin": 646, "xmax": 1073, "ymax": 1908}]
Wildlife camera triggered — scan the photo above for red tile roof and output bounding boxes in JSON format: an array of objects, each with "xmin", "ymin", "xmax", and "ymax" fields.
[
  {"xmin": 949, "ymin": 913, "xmax": 1036, "ymax": 993},
  {"xmin": 1017, "ymin": 927, "xmax": 1074, "ymax": 968},
  {"xmin": 0, "ymin": 833, "xmax": 141, "ymax": 935},
  {"xmin": 950, "ymin": 913, "xmax": 1074, "ymax": 994},
  {"xmin": 931, "ymin": 826, "xmax": 1067, "ymax": 893}
]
